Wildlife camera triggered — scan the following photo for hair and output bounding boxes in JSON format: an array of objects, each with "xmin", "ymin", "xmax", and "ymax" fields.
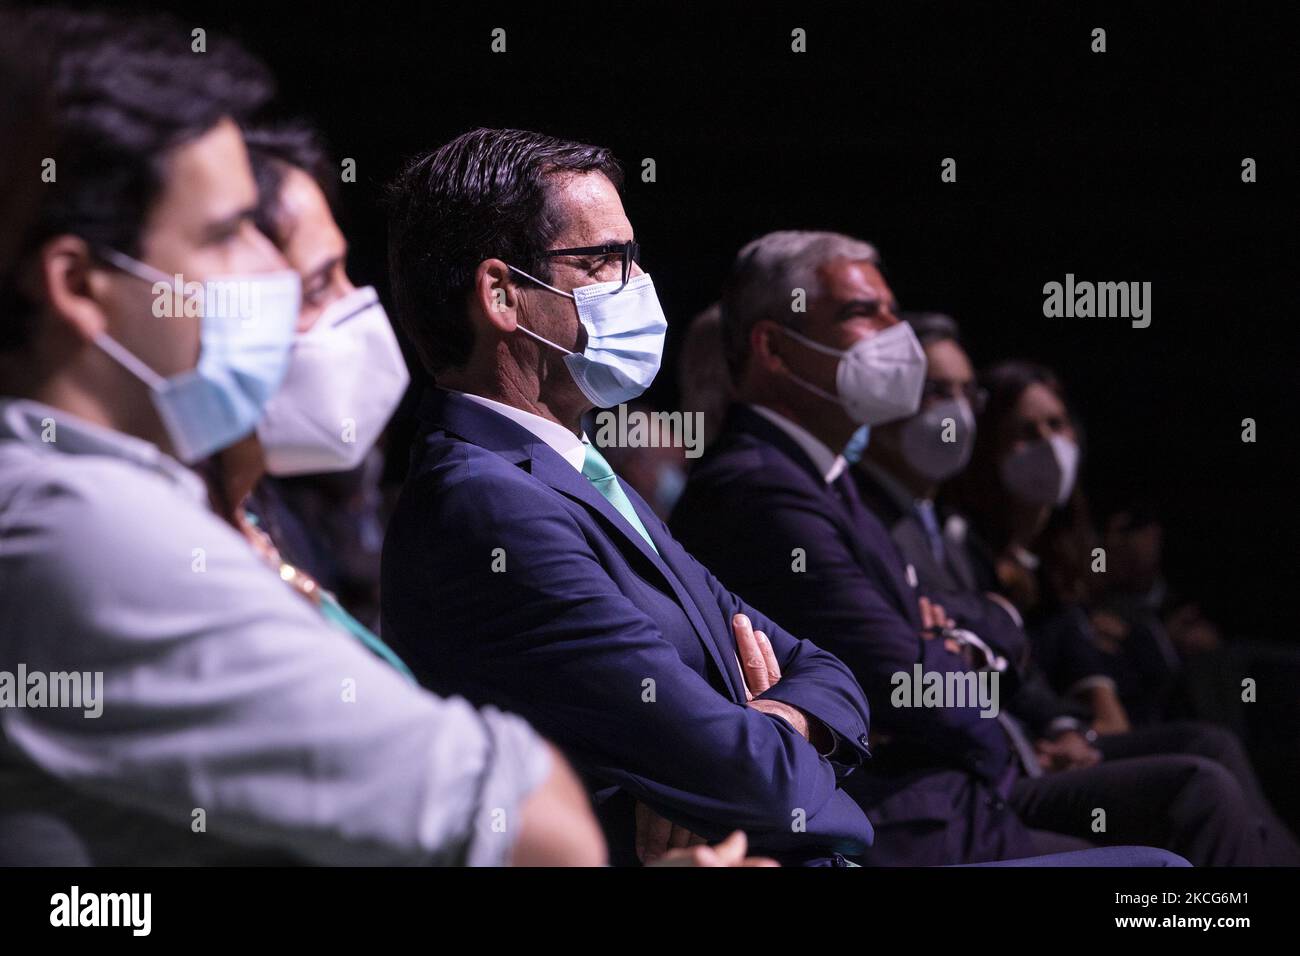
[
  {"xmin": 903, "ymin": 311, "xmax": 962, "ymax": 347},
  {"xmin": 0, "ymin": 15, "xmax": 55, "ymax": 284},
  {"xmin": 384, "ymin": 127, "xmax": 624, "ymax": 375},
  {"xmin": 677, "ymin": 302, "xmax": 734, "ymax": 450},
  {"xmin": 244, "ymin": 120, "xmax": 338, "ymax": 244},
  {"xmin": 719, "ymin": 230, "xmax": 879, "ymax": 383},
  {"xmin": 0, "ymin": 7, "xmax": 274, "ymax": 352},
  {"xmin": 948, "ymin": 359, "xmax": 1096, "ymax": 611}
]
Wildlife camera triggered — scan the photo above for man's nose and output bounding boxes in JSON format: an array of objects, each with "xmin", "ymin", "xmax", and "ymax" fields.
[{"xmin": 239, "ymin": 219, "xmax": 291, "ymax": 272}]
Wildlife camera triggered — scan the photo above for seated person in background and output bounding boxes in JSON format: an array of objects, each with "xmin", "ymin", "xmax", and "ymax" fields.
[
  {"xmin": 242, "ymin": 120, "xmax": 400, "ymax": 630},
  {"xmin": 943, "ymin": 356, "xmax": 1300, "ymax": 864},
  {"xmin": 0, "ymin": 8, "xmax": 601, "ymax": 867},
  {"xmin": 677, "ymin": 301, "xmax": 734, "ymax": 452},
  {"xmin": 201, "ymin": 117, "xmax": 411, "ymax": 646},
  {"xmin": 855, "ymin": 313, "xmax": 1100, "ymax": 752},
  {"xmin": 671, "ymin": 229, "xmax": 1284, "ymax": 865},
  {"xmin": 381, "ymin": 128, "xmax": 876, "ymax": 867},
  {"xmin": 853, "ymin": 311, "xmax": 1300, "ymax": 864}
]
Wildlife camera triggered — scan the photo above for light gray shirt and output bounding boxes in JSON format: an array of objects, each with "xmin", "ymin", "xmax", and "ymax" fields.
[{"xmin": 0, "ymin": 398, "xmax": 550, "ymax": 865}]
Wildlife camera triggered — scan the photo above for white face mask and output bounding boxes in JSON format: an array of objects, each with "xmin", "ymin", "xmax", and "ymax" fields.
[
  {"xmin": 94, "ymin": 248, "xmax": 301, "ymax": 463},
  {"xmin": 507, "ymin": 266, "xmax": 668, "ymax": 408},
  {"xmin": 899, "ymin": 397, "xmax": 976, "ymax": 482},
  {"xmin": 257, "ymin": 286, "xmax": 409, "ymax": 475},
  {"xmin": 1000, "ymin": 433, "xmax": 1079, "ymax": 507},
  {"xmin": 779, "ymin": 321, "xmax": 928, "ymax": 426}
]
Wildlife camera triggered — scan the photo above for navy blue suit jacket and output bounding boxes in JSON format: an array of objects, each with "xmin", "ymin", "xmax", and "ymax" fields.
[
  {"xmin": 670, "ymin": 406, "xmax": 1012, "ymax": 787},
  {"xmin": 851, "ymin": 464, "xmax": 1090, "ymax": 736},
  {"xmin": 381, "ymin": 389, "xmax": 874, "ymax": 864}
]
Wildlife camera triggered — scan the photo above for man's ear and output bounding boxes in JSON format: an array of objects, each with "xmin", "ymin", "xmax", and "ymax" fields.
[
  {"xmin": 472, "ymin": 258, "xmax": 521, "ymax": 333},
  {"xmin": 27, "ymin": 234, "xmax": 112, "ymax": 344},
  {"xmin": 749, "ymin": 319, "xmax": 787, "ymax": 375}
]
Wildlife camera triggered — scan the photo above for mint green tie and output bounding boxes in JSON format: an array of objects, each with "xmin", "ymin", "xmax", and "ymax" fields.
[{"xmin": 581, "ymin": 443, "xmax": 659, "ymax": 554}]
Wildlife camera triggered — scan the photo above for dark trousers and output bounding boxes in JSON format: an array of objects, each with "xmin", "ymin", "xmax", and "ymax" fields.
[{"xmin": 1010, "ymin": 720, "xmax": 1300, "ymax": 865}]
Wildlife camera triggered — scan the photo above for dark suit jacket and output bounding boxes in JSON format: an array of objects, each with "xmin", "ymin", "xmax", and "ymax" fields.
[
  {"xmin": 381, "ymin": 389, "xmax": 874, "ymax": 865},
  {"xmin": 852, "ymin": 462, "xmax": 1089, "ymax": 735},
  {"xmin": 671, "ymin": 405, "xmax": 1036, "ymax": 864}
]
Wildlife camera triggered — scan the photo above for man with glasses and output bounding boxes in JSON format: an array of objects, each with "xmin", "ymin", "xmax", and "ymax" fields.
[
  {"xmin": 852, "ymin": 313, "xmax": 1299, "ymax": 866},
  {"xmin": 381, "ymin": 129, "xmax": 877, "ymax": 867}
]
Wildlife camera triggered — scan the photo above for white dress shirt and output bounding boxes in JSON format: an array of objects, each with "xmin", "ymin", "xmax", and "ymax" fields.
[
  {"xmin": 0, "ymin": 398, "xmax": 550, "ymax": 865},
  {"xmin": 455, "ymin": 389, "xmax": 588, "ymax": 471}
]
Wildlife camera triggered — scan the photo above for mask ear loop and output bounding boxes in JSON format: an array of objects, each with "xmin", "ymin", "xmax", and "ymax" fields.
[
  {"xmin": 94, "ymin": 332, "xmax": 168, "ymax": 391},
  {"xmin": 505, "ymin": 264, "xmax": 576, "ymax": 355},
  {"xmin": 88, "ymin": 248, "xmax": 174, "ymax": 391},
  {"xmin": 95, "ymin": 247, "xmax": 173, "ymax": 286},
  {"xmin": 774, "ymin": 324, "xmax": 843, "ymax": 404},
  {"xmin": 778, "ymin": 323, "xmax": 846, "ymax": 358}
]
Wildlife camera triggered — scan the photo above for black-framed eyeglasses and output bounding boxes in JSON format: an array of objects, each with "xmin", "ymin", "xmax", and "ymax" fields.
[
  {"xmin": 538, "ymin": 240, "xmax": 641, "ymax": 289},
  {"xmin": 923, "ymin": 379, "xmax": 988, "ymax": 413}
]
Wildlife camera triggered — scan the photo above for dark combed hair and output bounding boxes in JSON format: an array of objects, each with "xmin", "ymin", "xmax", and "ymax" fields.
[
  {"xmin": 0, "ymin": 7, "xmax": 274, "ymax": 351},
  {"xmin": 384, "ymin": 127, "xmax": 623, "ymax": 375},
  {"xmin": 948, "ymin": 359, "xmax": 1097, "ymax": 610},
  {"xmin": 244, "ymin": 120, "xmax": 338, "ymax": 243},
  {"xmin": 903, "ymin": 311, "xmax": 962, "ymax": 347}
]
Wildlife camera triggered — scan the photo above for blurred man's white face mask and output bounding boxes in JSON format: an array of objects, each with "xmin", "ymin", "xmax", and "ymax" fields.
[
  {"xmin": 778, "ymin": 321, "xmax": 928, "ymax": 426},
  {"xmin": 257, "ymin": 286, "xmax": 409, "ymax": 475}
]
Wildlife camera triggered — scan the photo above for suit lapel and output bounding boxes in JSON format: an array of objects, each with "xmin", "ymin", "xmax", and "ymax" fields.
[
  {"xmin": 424, "ymin": 389, "xmax": 744, "ymax": 702},
  {"xmin": 731, "ymin": 406, "xmax": 918, "ymax": 622},
  {"xmin": 852, "ymin": 462, "xmax": 948, "ymax": 623},
  {"xmin": 626, "ymin": 491, "xmax": 748, "ymax": 702},
  {"xmin": 533, "ymin": 452, "xmax": 745, "ymax": 703}
]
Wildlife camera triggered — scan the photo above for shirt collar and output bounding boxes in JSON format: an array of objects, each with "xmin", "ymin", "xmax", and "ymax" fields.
[
  {"xmin": 453, "ymin": 390, "xmax": 588, "ymax": 472},
  {"xmin": 748, "ymin": 403, "xmax": 847, "ymax": 484},
  {"xmin": 0, "ymin": 397, "xmax": 209, "ymax": 502}
]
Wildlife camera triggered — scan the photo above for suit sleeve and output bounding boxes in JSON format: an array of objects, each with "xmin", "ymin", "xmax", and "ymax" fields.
[
  {"xmin": 0, "ymin": 461, "xmax": 552, "ymax": 867},
  {"xmin": 398, "ymin": 467, "xmax": 869, "ymax": 849},
  {"xmin": 670, "ymin": 542, "xmax": 872, "ymax": 768},
  {"xmin": 672, "ymin": 473, "xmax": 1010, "ymax": 782}
]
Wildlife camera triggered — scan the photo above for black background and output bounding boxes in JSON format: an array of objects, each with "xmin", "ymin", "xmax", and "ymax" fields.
[{"xmin": 64, "ymin": 0, "xmax": 1297, "ymax": 639}]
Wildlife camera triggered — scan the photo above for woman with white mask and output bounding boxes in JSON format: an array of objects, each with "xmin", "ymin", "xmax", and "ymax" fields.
[
  {"xmin": 197, "ymin": 122, "xmax": 411, "ymax": 672},
  {"xmin": 945, "ymin": 360, "xmax": 1134, "ymax": 732}
]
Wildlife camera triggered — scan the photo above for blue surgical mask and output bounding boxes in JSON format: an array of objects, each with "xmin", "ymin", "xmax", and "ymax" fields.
[
  {"xmin": 506, "ymin": 265, "xmax": 667, "ymax": 408},
  {"xmin": 94, "ymin": 248, "xmax": 301, "ymax": 463}
]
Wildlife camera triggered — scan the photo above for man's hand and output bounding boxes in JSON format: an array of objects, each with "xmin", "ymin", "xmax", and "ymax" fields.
[
  {"xmin": 918, "ymin": 597, "xmax": 961, "ymax": 654},
  {"xmin": 636, "ymin": 800, "xmax": 706, "ymax": 864},
  {"xmin": 650, "ymin": 830, "xmax": 780, "ymax": 867},
  {"xmin": 1079, "ymin": 682, "xmax": 1132, "ymax": 737},
  {"xmin": 732, "ymin": 613, "xmax": 828, "ymax": 745},
  {"xmin": 1089, "ymin": 609, "xmax": 1131, "ymax": 655},
  {"xmin": 1166, "ymin": 603, "xmax": 1221, "ymax": 655},
  {"xmin": 1034, "ymin": 731, "xmax": 1102, "ymax": 773},
  {"xmin": 733, "ymin": 612, "xmax": 805, "ymax": 728}
]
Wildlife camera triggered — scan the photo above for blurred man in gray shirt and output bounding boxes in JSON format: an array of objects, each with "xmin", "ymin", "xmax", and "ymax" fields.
[{"xmin": 0, "ymin": 8, "xmax": 603, "ymax": 867}]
